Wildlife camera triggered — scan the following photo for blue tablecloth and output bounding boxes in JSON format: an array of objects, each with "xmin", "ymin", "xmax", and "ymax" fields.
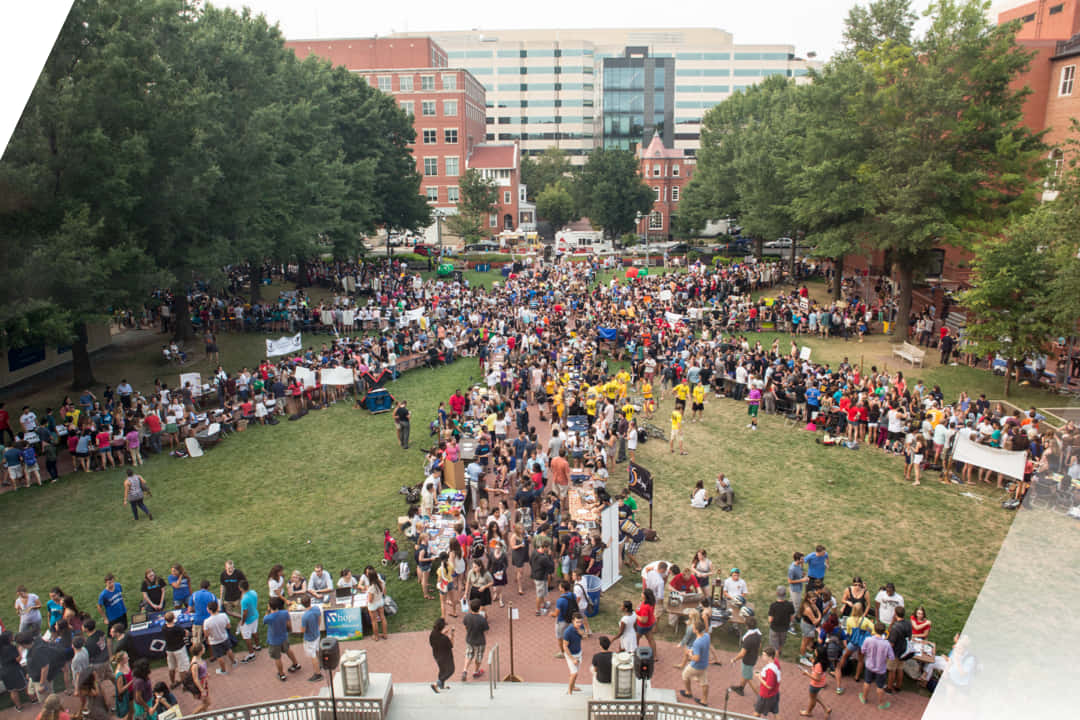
[{"xmin": 128, "ymin": 612, "xmax": 195, "ymax": 659}]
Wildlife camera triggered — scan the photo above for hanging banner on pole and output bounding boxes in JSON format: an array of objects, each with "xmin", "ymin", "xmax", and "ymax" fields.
[
  {"xmin": 628, "ymin": 462, "xmax": 654, "ymax": 503},
  {"xmin": 266, "ymin": 333, "xmax": 302, "ymax": 357}
]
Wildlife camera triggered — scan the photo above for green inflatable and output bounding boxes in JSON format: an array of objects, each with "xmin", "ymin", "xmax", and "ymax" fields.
[{"xmin": 437, "ymin": 263, "xmax": 454, "ymax": 276}]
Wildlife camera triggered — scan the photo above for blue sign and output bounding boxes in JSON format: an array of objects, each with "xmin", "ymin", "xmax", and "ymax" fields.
[{"xmin": 324, "ymin": 607, "xmax": 364, "ymax": 640}]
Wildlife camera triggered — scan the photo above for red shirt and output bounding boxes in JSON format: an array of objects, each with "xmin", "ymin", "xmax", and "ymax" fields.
[
  {"xmin": 635, "ymin": 602, "xmax": 656, "ymax": 628},
  {"xmin": 759, "ymin": 663, "xmax": 780, "ymax": 698},
  {"xmin": 669, "ymin": 573, "xmax": 700, "ymax": 593},
  {"xmin": 0, "ymin": 409, "xmax": 9, "ymax": 430},
  {"xmin": 145, "ymin": 415, "xmax": 162, "ymax": 433}
]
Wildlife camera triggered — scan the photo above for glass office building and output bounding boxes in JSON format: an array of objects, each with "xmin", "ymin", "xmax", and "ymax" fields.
[{"xmin": 601, "ymin": 48, "xmax": 674, "ymax": 150}]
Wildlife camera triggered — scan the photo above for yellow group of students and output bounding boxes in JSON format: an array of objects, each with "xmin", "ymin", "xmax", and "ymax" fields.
[{"xmin": 545, "ymin": 367, "xmax": 638, "ymax": 425}]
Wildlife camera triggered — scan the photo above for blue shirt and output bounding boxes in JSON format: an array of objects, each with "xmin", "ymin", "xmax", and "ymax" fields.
[
  {"xmin": 690, "ymin": 634, "xmax": 711, "ymax": 670},
  {"xmin": 806, "ymin": 388, "xmax": 821, "ymax": 407},
  {"xmin": 788, "ymin": 562, "xmax": 805, "ymax": 591},
  {"xmin": 805, "ymin": 552, "xmax": 829, "ymax": 580},
  {"xmin": 190, "ymin": 589, "xmax": 216, "ymax": 625},
  {"xmin": 240, "ymin": 590, "xmax": 259, "ymax": 626},
  {"xmin": 263, "ymin": 609, "xmax": 291, "ymax": 646},
  {"xmin": 301, "ymin": 607, "xmax": 322, "ymax": 642},
  {"xmin": 556, "ymin": 592, "xmax": 574, "ymax": 623},
  {"xmin": 563, "ymin": 624, "xmax": 583, "ymax": 655},
  {"xmin": 98, "ymin": 585, "xmax": 127, "ymax": 621},
  {"xmin": 168, "ymin": 575, "xmax": 191, "ymax": 607}
]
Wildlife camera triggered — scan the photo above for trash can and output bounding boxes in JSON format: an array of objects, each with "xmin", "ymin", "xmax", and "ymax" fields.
[
  {"xmin": 476, "ymin": 263, "xmax": 491, "ymax": 272},
  {"xmin": 580, "ymin": 574, "xmax": 602, "ymax": 617}
]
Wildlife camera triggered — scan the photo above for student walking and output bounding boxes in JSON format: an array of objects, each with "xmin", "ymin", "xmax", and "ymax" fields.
[
  {"xmin": 800, "ymin": 644, "xmax": 833, "ymax": 717},
  {"xmin": 461, "ymin": 599, "xmax": 489, "ymax": 682},
  {"xmin": 429, "ymin": 617, "xmax": 455, "ymax": 693},
  {"xmin": 122, "ymin": 469, "xmax": 153, "ymax": 520}
]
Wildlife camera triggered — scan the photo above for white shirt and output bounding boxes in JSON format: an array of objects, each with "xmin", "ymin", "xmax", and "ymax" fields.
[
  {"xmin": 875, "ymin": 590, "xmax": 904, "ymax": 624},
  {"xmin": 309, "ymin": 570, "xmax": 333, "ymax": 595},
  {"xmin": 20, "ymin": 411, "xmax": 37, "ymax": 432},
  {"xmin": 723, "ymin": 577, "xmax": 748, "ymax": 600},
  {"xmin": 643, "ymin": 566, "xmax": 666, "ymax": 602},
  {"xmin": 691, "ymin": 488, "xmax": 710, "ymax": 509},
  {"xmin": 203, "ymin": 612, "xmax": 230, "ymax": 645}
]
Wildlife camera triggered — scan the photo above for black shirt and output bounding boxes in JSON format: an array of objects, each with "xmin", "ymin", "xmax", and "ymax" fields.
[
  {"xmin": 530, "ymin": 551, "xmax": 554, "ymax": 581},
  {"xmin": 395, "ymin": 406, "xmax": 410, "ymax": 423},
  {"xmin": 429, "ymin": 630, "xmax": 453, "ymax": 666},
  {"xmin": 888, "ymin": 618, "xmax": 912, "ymax": 657},
  {"xmin": 462, "ymin": 612, "xmax": 490, "ymax": 647},
  {"xmin": 740, "ymin": 629, "xmax": 762, "ymax": 666},
  {"xmin": 591, "ymin": 651, "xmax": 613, "ymax": 684},
  {"xmin": 163, "ymin": 624, "xmax": 188, "ymax": 652},
  {"xmin": 219, "ymin": 569, "xmax": 247, "ymax": 602},
  {"xmin": 768, "ymin": 600, "xmax": 796, "ymax": 632},
  {"xmin": 85, "ymin": 630, "xmax": 108, "ymax": 665},
  {"xmin": 26, "ymin": 640, "xmax": 65, "ymax": 681},
  {"xmin": 141, "ymin": 578, "xmax": 166, "ymax": 607}
]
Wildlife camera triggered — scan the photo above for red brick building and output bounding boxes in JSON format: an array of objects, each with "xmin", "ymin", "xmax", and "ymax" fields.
[
  {"xmin": 466, "ymin": 143, "xmax": 521, "ymax": 234},
  {"xmin": 285, "ymin": 37, "xmax": 487, "ymax": 213},
  {"xmin": 637, "ymin": 133, "xmax": 694, "ymax": 241},
  {"xmin": 999, "ymin": 0, "xmax": 1080, "ymax": 41}
]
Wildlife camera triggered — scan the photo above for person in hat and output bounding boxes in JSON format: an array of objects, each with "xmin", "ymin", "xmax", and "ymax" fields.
[{"xmin": 723, "ymin": 569, "xmax": 748, "ymax": 603}]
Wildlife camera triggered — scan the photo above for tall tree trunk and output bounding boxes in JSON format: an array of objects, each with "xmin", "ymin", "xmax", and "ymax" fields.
[
  {"xmin": 894, "ymin": 261, "xmax": 914, "ymax": 342},
  {"xmin": 297, "ymin": 259, "xmax": 309, "ymax": 288},
  {"xmin": 172, "ymin": 293, "xmax": 194, "ymax": 343},
  {"xmin": 250, "ymin": 262, "xmax": 263, "ymax": 304},
  {"xmin": 1004, "ymin": 357, "xmax": 1013, "ymax": 398},
  {"xmin": 1058, "ymin": 337, "xmax": 1073, "ymax": 386},
  {"xmin": 70, "ymin": 321, "xmax": 96, "ymax": 389},
  {"xmin": 754, "ymin": 237, "xmax": 764, "ymax": 260},
  {"xmin": 832, "ymin": 256, "xmax": 844, "ymax": 298},
  {"xmin": 789, "ymin": 237, "xmax": 797, "ymax": 277}
]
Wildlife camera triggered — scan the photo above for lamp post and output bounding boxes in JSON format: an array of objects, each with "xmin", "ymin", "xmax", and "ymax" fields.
[{"xmin": 635, "ymin": 211, "xmax": 649, "ymax": 268}]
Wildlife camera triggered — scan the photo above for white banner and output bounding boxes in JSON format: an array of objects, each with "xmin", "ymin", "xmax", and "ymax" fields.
[
  {"xmin": 404, "ymin": 307, "xmax": 425, "ymax": 324},
  {"xmin": 664, "ymin": 311, "xmax": 683, "ymax": 325},
  {"xmin": 266, "ymin": 333, "xmax": 302, "ymax": 357},
  {"xmin": 800, "ymin": 346, "xmax": 812, "ymax": 361},
  {"xmin": 322, "ymin": 367, "xmax": 354, "ymax": 386},
  {"xmin": 179, "ymin": 372, "xmax": 202, "ymax": 396},
  {"xmin": 659, "ymin": 289, "xmax": 673, "ymax": 302},
  {"xmin": 600, "ymin": 501, "xmax": 623, "ymax": 592},
  {"xmin": 952, "ymin": 432, "xmax": 1028, "ymax": 480},
  {"xmin": 295, "ymin": 367, "xmax": 317, "ymax": 389}
]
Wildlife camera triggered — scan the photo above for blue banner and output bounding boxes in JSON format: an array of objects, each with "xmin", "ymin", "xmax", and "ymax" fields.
[
  {"xmin": 597, "ymin": 328, "xmax": 618, "ymax": 341},
  {"xmin": 324, "ymin": 606, "xmax": 364, "ymax": 640}
]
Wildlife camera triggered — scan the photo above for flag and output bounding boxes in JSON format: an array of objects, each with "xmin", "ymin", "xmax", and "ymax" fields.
[
  {"xmin": 266, "ymin": 332, "xmax": 302, "ymax": 357},
  {"xmin": 628, "ymin": 462, "xmax": 653, "ymax": 503}
]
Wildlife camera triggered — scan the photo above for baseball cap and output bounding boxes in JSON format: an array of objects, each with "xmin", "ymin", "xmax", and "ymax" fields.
[
  {"xmin": 730, "ymin": 567, "xmax": 740, "ymax": 574},
  {"xmin": 776, "ymin": 585, "xmax": 787, "ymax": 599}
]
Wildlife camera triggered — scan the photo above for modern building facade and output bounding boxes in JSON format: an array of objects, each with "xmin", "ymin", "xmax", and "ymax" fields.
[
  {"xmin": 637, "ymin": 133, "xmax": 694, "ymax": 240},
  {"xmin": 419, "ymin": 28, "xmax": 818, "ymax": 162},
  {"xmin": 602, "ymin": 48, "xmax": 674, "ymax": 151},
  {"xmin": 285, "ymin": 37, "xmax": 487, "ymax": 214}
]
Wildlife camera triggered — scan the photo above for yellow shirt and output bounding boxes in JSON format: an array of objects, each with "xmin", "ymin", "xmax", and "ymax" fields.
[
  {"xmin": 622, "ymin": 403, "xmax": 635, "ymax": 421},
  {"xmin": 670, "ymin": 409, "xmax": 683, "ymax": 430},
  {"xmin": 692, "ymin": 386, "xmax": 705, "ymax": 404},
  {"xmin": 604, "ymin": 381, "xmax": 619, "ymax": 400},
  {"xmin": 674, "ymin": 383, "xmax": 690, "ymax": 401},
  {"xmin": 616, "ymin": 370, "xmax": 631, "ymax": 386},
  {"xmin": 642, "ymin": 382, "xmax": 653, "ymax": 399},
  {"xmin": 484, "ymin": 413, "xmax": 497, "ymax": 432},
  {"xmin": 544, "ymin": 379, "xmax": 556, "ymax": 395},
  {"xmin": 586, "ymin": 398, "xmax": 598, "ymax": 416}
]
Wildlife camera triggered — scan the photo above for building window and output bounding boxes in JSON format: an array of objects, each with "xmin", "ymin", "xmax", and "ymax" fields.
[
  {"xmin": 653, "ymin": 164, "xmax": 661, "ymax": 177},
  {"xmin": 445, "ymin": 157, "xmax": 459, "ymax": 176},
  {"xmin": 489, "ymin": 214, "xmax": 498, "ymax": 228},
  {"xmin": 653, "ymin": 186, "xmax": 661, "ymax": 201},
  {"xmin": 400, "ymin": 101, "xmax": 414, "ymax": 115},
  {"xmin": 671, "ymin": 186, "xmax": 680, "ymax": 202},
  {"xmin": 504, "ymin": 190, "xmax": 511, "ymax": 204},
  {"xmin": 444, "ymin": 100, "xmax": 458, "ymax": 116},
  {"xmin": 444, "ymin": 128, "xmax": 458, "ymax": 144},
  {"xmin": 1050, "ymin": 148, "xmax": 1065, "ymax": 178},
  {"xmin": 649, "ymin": 212, "xmax": 663, "ymax": 230},
  {"xmin": 1021, "ymin": 13, "xmax": 1036, "ymax": 22},
  {"xmin": 426, "ymin": 186, "xmax": 439, "ymax": 202},
  {"xmin": 399, "ymin": 76, "xmax": 413, "ymax": 92},
  {"xmin": 1050, "ymin": 3, "xmax": 1064, "ymax": 15},
  {"xmin": 424, "ymin": 157, "xmax": 438, "ymax": 176},
  {"xmin": 672, "ymin": 165, "xmax": 680, "ymax": 177},
  {"xmin": 421, "ymin": 75, "xmax": 435, "ymax": 90},
  {"xmin": 422, "ymin": 100, "xmax": 437, "ymax": 116},
  {"xmin": 447, "ymin": 186, "xmax": 460, "ymax": 203},
  {"xmin": 377, "ymin": 76, "xmax": 392, "ymax": 92},
  {"xmin": 1061, "ymin": 65, "xmax": 1075, "ymax": 96},
  {"xmin": 442, "ymin": 74, "xmax": 458, "ymax": 90},
  {"xmin": 422, "ymin": 129, "xmax": 437, "ymax": 144}
]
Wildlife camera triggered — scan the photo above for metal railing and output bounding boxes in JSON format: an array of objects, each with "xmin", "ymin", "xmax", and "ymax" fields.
[
  {"xmin": 588, "ymin": 700, "xmax": 757, "ymax": 720},
  {"xmin": 488, "ymin": 643, "xmax": 500, "ymax": 699},
  {"xmin": 185, "ymin": 695, "xmax": 385, "ymax": 720}
]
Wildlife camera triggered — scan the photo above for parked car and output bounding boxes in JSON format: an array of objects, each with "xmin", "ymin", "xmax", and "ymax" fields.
[
  {"xmin": 464, "ymin": 242, "xmax": 500, "ymax": 254},
  {"xmin": 412, "ymin": 244, "xmax": 437, "ymax": 257},
  {"xmin": 764, "ymin": 237, "xmax": 793, "ymax": 249}
]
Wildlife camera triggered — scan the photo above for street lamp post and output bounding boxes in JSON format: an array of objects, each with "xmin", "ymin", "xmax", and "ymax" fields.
[{"xmin": 635, "ymin": 211, "xmax": 649, "ymax": 268}]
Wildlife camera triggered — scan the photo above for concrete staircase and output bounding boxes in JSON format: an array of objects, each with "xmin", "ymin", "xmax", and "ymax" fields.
[{"xmin": 385, "ymin": 681, "xmax": 676, "ymax": 720}]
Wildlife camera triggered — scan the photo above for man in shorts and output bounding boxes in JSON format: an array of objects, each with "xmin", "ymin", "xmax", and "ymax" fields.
[
  {"xmin": 725, "ymin": 616, "xmax": 761, "ymax": 696},
  {"xmin": 262, "ymin": 596, "xmax": 302, "ymax": 682},
  {"xmin": 462, "ymin": 598, "xmax": 489, "ymax": 681},
  {"xmin": 752, "ymin": 646, "xmax": 781, "ymax": 717},
  {"xmin": 237, "ymin": 579, "xmax": 261, "ymax": 662},
  {"xmin": 860, "ymin": 621, "xmax": 894, "ymax": 710},
  {"xmin": 670, "ymin": 407, "xmax": 686, "ymax": 455},
  {"xmin": 300, "ymin": 596, "xmax": 323, "ymax": 681},
  {"xmin": 218, "ymin": 560, "xmax": 247, "ymax": 620},
  {"xmin": 560, "ymin": 612, "xmax": 586, "ymax": 695},
  {"xmin": 203, "ymin": 601, "xmax": 237, "ymax": 675},
  {"xmin": 530, "ymin": 544, "xmax": 555, "ymax": 615},
  {"xmin": 691, "ymin": 383, "xmax": 706, "ymax": 422},
  {"xmin": 681, "ymin": 618, "xmax": 710, "ymax": 704},
  {"xmin": 162, "ymin": 612, "xmax": 190, "ymax": 687},
  {"xmin": 551, "ymin": 580, "xmax": 576, "ymax": 658}
]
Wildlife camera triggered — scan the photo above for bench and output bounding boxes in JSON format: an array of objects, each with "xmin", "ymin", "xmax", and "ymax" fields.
[{"xmin": 892, "ymin": 342, "xmax": 926, "ymax": 367}]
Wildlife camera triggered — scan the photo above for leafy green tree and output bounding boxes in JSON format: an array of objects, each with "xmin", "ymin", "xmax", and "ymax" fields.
[
  {"xmin": 520, "ymin": 147, "xmax": 572, "ymax": 201},
  {"xmin": 446, "ymin": 169, "xmax": 499, "ymax": 244},
  {"xmin": 535, "ymin": 181, "xmax": 577, "ymax": 231},
  {"xmin": 572, "ymin": 148, "xmax": 653, "ymax": 240},
  {"xmin": 852, "ymin": 0, "xmax": 1045, "ymax": 339}
]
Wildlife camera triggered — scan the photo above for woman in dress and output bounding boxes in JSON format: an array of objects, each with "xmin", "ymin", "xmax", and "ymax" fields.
[
  {"xmin": 428, "ymin": 617, "xmax": 455, "ymax": 693},
  {"xmin": 617, "ymin": 600, "xmax": 638, "ymax": 653},
  {"xmin": 509, "ymin": 524, "xmax": 529, "ymax": 597},
  {"xmin": 360, "ymin": 567, "xmax": 388, "ymax": 641},
  {"xmin": 488, "ymin": 543, "xmax": 509, "ymax": 608},
  {"xmin": 112, "ymin": 651, "xmax": 134, "ymax": 720},
  {"xmin": 839, "ymin": 577, "xmax": 867, "ymax": 618},
  {"xmin": 267, "ymin": 565, "xmax": 286, "ymax": 603},
  {"xmin": 799, "ymin": 592, "xmax": 822, "ymax": 659},
  {"xmin": 465, "ymin": 559, "xmax": 494, "ymax": 610},
  {"xmin": 415, "ymin": 534, "xmax": 435, "ymax": 600},
  {"xmin": 691, "ymin": 549, "xmax": 714, "ymax": 594},
  {"xmin": 0, "ymin": 631, "xmax": 28, "ymax": 711},
  {"xmin": 634, "ymin": 588, "xmax": 658, "ymax": 655}
]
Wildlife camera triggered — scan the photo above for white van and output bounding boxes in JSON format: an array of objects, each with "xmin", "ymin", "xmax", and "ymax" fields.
[{"xmin": 555, "ymin": 230, "xmax": 614, "ymax": 255}]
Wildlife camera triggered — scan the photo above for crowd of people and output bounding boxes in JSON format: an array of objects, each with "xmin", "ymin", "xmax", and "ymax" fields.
[{"xmin": 4, "ymin": 252, "xmax": 1065, "ymax": 718}]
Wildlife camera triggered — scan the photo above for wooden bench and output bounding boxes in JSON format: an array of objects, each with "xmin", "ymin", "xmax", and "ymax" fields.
[{"xmin": 892, "ymin": 342, "xmax": 926, "ymax": 367}]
